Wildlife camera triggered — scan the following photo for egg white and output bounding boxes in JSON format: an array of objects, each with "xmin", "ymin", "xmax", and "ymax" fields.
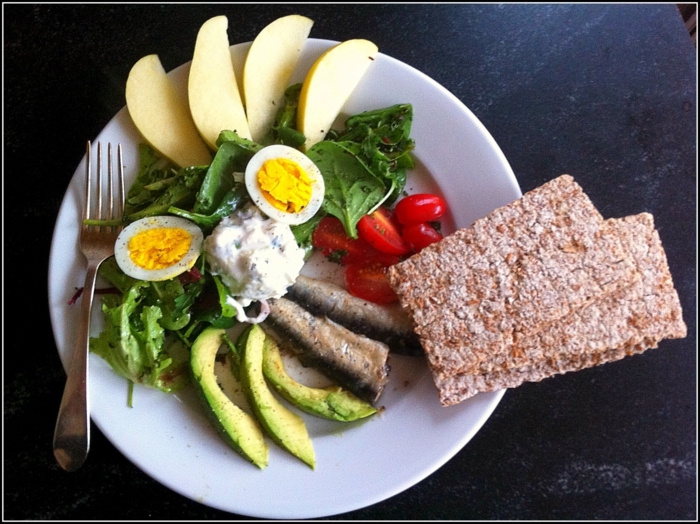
[
  {"xmin": 244, "ymin": 144, "xmax": 325, "ymax": 225},
  {"xmin": 114, "ymin": 216, "xmax": 204, "ymax": 282}
]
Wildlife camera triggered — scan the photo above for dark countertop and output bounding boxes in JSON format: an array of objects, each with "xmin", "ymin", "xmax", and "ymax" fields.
[{"xmin": 4, "ymin": 3, "xmax": 696, "ymax": 520}]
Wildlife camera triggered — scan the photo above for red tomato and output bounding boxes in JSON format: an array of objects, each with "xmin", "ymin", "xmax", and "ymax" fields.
[
  {"xmin": 345, "ymin": 263, "xmax": 398, "ymax": 304},
  {"xmin": 357, "ymin": 207, "xmax": 411, "ymax": 256},
  {"xmin": 312, "ymin": 216, "xmax": 400, "ymax": 266},
  {"xmin": 402, "ymin": 222, "xmax": 443, "ymax": 252},
  {"xmin": 394, "ymin": 193, "xmax": 447, "ymax": 226}
]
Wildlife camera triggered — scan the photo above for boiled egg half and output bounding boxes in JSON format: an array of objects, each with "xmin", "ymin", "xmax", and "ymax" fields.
[
  {"xmin": 114, "ymin": 216, "xmax": 204, "ymax": 281},
  {"xmin": 244, "ymin": 144, "xmax": 325, "ymax": 225}
]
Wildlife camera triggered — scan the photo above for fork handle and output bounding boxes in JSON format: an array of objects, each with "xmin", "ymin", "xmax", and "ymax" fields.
[{"xmin": 53, "ymin": 260, "xmax": 100, "ymax": 472}]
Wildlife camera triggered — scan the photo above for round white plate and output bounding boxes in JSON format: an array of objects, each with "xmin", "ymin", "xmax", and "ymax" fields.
[{"xmin": 48, "ymin": 39, "xmax": 521, "ymax": 519}]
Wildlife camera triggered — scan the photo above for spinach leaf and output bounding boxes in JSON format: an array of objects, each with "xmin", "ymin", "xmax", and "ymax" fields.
[
  {"xmin": 306, "ymin": 140, "xmax": 387, "ymax": 238},
  {"xmin": 169, "ymin": 183, "xmax": 250, "ymax": 233},
  {"xmin": 330, "ymin": 103, "xmax": 415, "ymax": 205},
  {"xmin": 212, "ymin": 274, "xmax": 239, "ymax": 319},
  {"xmin": 194, "ymin": 132, "xmax": 262, "ymax": 215},
  {"xmin": 123, "ymin": 144, "xmax": 178, "ymax": 216},
  {"xmin": 290, "ymin": 210, "xmax": 325, "ymax": 257},
  {"xmin": 215, "ymin": 129, "xmax": 263, "ymax": 151},
  {"xmin": 271, "ymin": 83, "xmax": 306, "ymax": 148},
  {"xmin": 180, "ymin": 275, "xmax": 238, "ymax": 342},
  {"xmin": 306, "ymin": 104, "xmax": 416, "ymax": 237},
  {"xmin": 125, "ymin": 164, "xmax": 208, "ymax": 222}
]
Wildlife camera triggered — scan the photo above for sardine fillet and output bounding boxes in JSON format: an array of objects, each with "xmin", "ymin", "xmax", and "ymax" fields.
[
  {"xmin": 286, "ymin": 275, "xmax": 423, "ymax": 356},
  {"xmin": 263, "ymin": 297, "xmax": 391, "ymax": 404}
]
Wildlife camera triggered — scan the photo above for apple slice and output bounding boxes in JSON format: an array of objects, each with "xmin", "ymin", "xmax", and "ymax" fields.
[
  {"xmin": 243, "ymin": 14, "xmax": 314, "ymax": 143},
  {"xmin": 297, "ymin": 39, "xmax": 378, "ymax": 151},
  {"xmin": 189, "ymin": 15, "xmax": 252, "ymax": 149},
  {"xmin": 125, "ymin": 54, "xmax": 212, "ymax": 168}
]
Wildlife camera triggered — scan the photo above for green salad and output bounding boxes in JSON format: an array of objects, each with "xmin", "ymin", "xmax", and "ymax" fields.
[{"xmin": 88, "ymin": 89, "xmax": 415, "ymax": 405}]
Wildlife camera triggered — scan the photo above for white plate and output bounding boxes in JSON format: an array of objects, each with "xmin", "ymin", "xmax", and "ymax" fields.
[{"xmin": 48, "ymin": 39, "xmax": 521, "ymax": 519}]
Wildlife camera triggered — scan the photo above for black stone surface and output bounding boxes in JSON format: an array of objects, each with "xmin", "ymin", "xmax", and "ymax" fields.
[{"xmin": 4, "ymin": 3, "xmax": 696, "ymax": 520}]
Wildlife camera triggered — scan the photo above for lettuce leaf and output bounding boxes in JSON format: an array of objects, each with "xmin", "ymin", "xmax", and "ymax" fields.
[
  {"xmin": 89, "ymin": 256, "xmax": 227, "ymax": 401},
  {"xmin": 89, "ymin": 282, "xmax": 189, "ymax": 395}
]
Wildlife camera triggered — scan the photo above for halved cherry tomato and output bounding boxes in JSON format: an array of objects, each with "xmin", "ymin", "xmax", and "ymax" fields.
[
  {"xmin": 312, "ymin": 216, "xmax": 400, "ymax": 266},
  {"xmin": 357, "ymin": 207, "xmax": 411, "ymax": 256},
  {"xmin": 402, "ymin": 222, "xmax": 443, "ymax": 252},
  {"xmin": 394, "ymin": 193, "xmax": 447, "ymax": 226},
  {"xmin": 345, "ymin": 263, "xmax": 398, "ymax": 304}
]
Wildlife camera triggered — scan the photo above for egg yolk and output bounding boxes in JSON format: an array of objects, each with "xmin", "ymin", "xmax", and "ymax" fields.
[
  {"xmin": 128, "ymin": 227, "xmax": 192, "ymax": 270},
  {"xmin": 257, "ymin": 158, "xmax": 313, "ymax": 213}
]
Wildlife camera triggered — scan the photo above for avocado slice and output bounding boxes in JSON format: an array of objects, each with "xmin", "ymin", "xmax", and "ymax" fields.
[
  {"xmin": 190, "ymin": 327, "xmax": 268, "ymax": 469},
  {"xmin": 238, "ymin": 325, "xmax": 316, "ymax": 469},
  {"xmin": 262, "ymin": 335, "xmax": 378, "ymax": 422}
]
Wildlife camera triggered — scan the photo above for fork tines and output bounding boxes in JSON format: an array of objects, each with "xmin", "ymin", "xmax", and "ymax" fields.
[{"xmin": 85, "ymin": 141, "xmax": 124, "ymax": 229}]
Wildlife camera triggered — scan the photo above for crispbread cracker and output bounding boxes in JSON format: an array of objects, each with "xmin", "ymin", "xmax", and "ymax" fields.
[
  {"xmin": 387, "ymin": 175, "xmax": 640, "ymax": 380},
  {"xmin": 435, "ymin": 342, "xmax": 652, "ymax": 405},
  {"xmin": 433, "ymin": 213, "xmax": 686, "ymax": 406},
  {"xmin": 458, "ymin": 213, "xmax": 683, "ymax": 375}
]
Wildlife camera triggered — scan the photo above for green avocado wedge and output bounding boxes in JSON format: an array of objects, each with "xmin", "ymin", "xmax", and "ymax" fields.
[
  {"xmin": 238, "ymin": 325, "xmax": 316, "ymax": 469},
  {"xmin": 190, "ymin": 327, "xmax": 269, "ymax": 469},
  {"xmin": 262, "ymin": 335, "xmax": 378, "ymax": 422}
]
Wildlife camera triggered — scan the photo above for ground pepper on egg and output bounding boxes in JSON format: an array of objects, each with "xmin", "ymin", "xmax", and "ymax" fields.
[
  {"xmin": 257, "ymin": 158, "xmax": 313, "ymax": 213},
  {"xmin": 128, "ymin": 227, "xmax": 193, "ymax": 270}
]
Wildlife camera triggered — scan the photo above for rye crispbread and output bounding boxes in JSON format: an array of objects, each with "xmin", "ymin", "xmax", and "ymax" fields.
[
  {"xmin": 434, "ymin": 342, "xmax": 653, "ymax": 405},
  {"xmin": 387, "ymin": 175, "xmax": 640, "ymax": 380},
  {"xmin": 386, "ymin": 176, "xmax": 687, "ymax": 407},
  {"xmin": 433, "ymin": 213, "xmax": 686, "ymax": 405}
]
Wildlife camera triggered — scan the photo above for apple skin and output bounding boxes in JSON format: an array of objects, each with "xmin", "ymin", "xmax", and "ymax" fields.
[
  {"xmin": 243, "ymin": 14, "xmax": 314, "ymax": 143},
  {"xmin": 125, "ymin": 54, "xmax": 212, "ymax": 168},
  {"xmin": 297, "ymin": 39, "xmax": 379, "ymax": 151},
  {"xmin": 189, "ymin": 15, "xmax": 252, "ymax": 149}
]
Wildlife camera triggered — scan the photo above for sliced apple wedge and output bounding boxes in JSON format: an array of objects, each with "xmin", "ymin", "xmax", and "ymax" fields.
[
  {"xmin": 189, "ymin": 15, "xmax": 251, "ymax": 149},
  {"xmin": 242, "ymin": 14, "xmax": 314, "ymax": 143},
  {"xmin": 297, "ymin": 39, "xmax": 378, "ymax": 151},
  {"xmin": 125, "ymin": 54, "xmax": 212, "ymax": 168}
]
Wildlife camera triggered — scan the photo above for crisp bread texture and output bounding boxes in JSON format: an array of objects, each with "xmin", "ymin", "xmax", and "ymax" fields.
[
  {"xmin": 434, "ymin": 343, "xmax": 652, "ymax": 405},
  {"xmin": 433, "ymin": 213, "xmax": 686, "ymax": 406},
  {"xmin": 387, "ymin": 175, "xmax": 640, "ymax": 380}
]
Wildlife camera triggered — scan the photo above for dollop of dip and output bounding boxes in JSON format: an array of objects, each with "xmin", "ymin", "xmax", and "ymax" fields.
[{"xmin": 203, "ymin": 206, "xmax": 306, "ymax": 323}]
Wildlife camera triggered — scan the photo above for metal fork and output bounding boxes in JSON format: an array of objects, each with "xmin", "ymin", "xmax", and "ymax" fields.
[{"xmin": 53, "ymin": 141, "xmax": 124, "ymax": 472}]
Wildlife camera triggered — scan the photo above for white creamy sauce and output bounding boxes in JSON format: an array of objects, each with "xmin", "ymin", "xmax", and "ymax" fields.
[{"xmin": 203, "ymin": 206, "xmax": 305, "ymax": 322}]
